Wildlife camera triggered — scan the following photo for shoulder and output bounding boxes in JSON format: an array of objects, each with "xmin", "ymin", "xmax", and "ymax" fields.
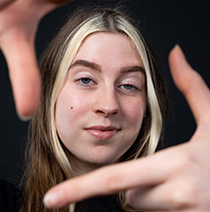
[{"xmin": 0, "ymin": 179, "xmax": 22, "ymax": 212}]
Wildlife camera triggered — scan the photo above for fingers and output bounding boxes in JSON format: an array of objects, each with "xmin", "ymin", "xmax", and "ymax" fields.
[
  {"xmin": 43, "ymin": 153, "xmax": 173, "ymax": 208},
  {"xmin": 43, "ymin": 144, "xmax": 207, "ymax": 211},
  {"xmin": 0, "ymin": 0, "xmax": 69, "ymax": 118},
  {"xmin": 1, "ymin": 30, "xmax": 41, "ymax": 118},
  {"xmin": 169, "ymin": 45, "xmax": 210, "ymax": 127}
]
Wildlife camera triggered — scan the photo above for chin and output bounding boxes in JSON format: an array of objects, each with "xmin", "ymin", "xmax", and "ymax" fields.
[{"xmin": 85, "ymin": 154, "xmax": 120, "ymax": 166}]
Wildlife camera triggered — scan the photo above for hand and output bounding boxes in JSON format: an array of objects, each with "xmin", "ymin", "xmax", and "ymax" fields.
[
  {"xmin": 0, "ymin": 0, "xmax": 70, "ymax": 119},
  {"xmin": 43, "ymin": 45, "xmax": 210, "ymax": 211}
]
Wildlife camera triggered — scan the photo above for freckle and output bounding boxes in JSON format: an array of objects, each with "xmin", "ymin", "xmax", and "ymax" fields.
[{"xmin": 71, "ymin": 107, "xmax": 73, "ymax": 110}]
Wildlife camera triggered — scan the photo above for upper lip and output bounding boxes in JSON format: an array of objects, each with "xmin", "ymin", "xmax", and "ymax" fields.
[{"xmin": 85, "ymin": 125, "xmax": 120, "ymax": 131}]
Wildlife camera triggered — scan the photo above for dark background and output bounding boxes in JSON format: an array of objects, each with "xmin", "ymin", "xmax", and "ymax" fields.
[{"xmin": 0, "ymin": 0, "xmax": 209, "ymax": 186}]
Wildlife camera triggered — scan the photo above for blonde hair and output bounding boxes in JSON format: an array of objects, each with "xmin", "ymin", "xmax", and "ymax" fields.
[{"xmin": 20, "ymin": 6, "xmax": 167, "ymax": 212}]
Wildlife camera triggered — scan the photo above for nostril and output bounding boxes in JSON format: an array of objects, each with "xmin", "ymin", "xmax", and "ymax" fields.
[
  {"xmin": 112, "ymin": 111, "xmax": 118, "ymax": 115},
  {"xmin": 97, "ymin": 110, "xmax": 105, "ymax": 114},
  {"xmin": 94, "ymin": 93, "xmax": 119, "ymax": 117},
  {"xmin": 96, "ymin": 109, "xmax": 118, "ymax": 117}
]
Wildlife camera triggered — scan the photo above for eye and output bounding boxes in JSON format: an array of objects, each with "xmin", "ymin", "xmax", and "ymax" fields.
[
  {"xmin": 80, "ymin": 77, "xmax": 93, "ymax": 85},
  {"xmin": 122, "ymin": 84, "xmax": 135, "ymax": 90},
  {"xmin": 120, "ymin": 84, "xmax": 139, "ymax": 92},
  {"xmin": 76, "ymin": 77, "xmax": 96, "ymax": 87}
]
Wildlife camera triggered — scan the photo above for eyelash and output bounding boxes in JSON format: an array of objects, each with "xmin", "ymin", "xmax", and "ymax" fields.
[
  {"xmin": 76, "ymin": 77, "xmax": 96, "ymax": 87},
  {"xmin": 76, "ymin": 77, "xmax": 141, "ymax": 93},
  {"xmin": 119, "ymin": 84, "xmax": 140, "ymax": 93}
]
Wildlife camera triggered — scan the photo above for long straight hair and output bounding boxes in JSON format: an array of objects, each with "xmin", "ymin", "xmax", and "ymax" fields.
[{"xmin": 20, "ymin": 5, "xmax": 167, "ymax": 212}]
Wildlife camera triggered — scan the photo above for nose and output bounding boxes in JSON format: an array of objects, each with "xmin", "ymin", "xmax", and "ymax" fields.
[{"xmin": 93, "ymin": 87, "xmax": 119, "ymax": 117}]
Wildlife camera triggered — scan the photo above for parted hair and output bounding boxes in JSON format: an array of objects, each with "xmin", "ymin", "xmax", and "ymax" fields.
[{"xmin": 20, "ymin": 5, "xmax": 167, "ymax": 212}]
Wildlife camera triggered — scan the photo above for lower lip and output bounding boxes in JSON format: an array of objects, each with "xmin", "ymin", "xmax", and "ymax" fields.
[{"xmin": 85, "ymin": 129, "xmax": 118, "ymax": 140}]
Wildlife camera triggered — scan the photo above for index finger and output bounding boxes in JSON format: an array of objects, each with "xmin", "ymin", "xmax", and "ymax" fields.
[
  {"xmin": 1, "ymin": 31, "xmax": 41, "ymax": 118},
  {"xmin": 43, "ymin": 152, "xmax": 172, "ymax": 209}
]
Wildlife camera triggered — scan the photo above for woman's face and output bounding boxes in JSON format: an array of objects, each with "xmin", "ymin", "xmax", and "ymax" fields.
[{"xmin": 55, "ymin": 32, "xmax": 146, "ymax": 172}]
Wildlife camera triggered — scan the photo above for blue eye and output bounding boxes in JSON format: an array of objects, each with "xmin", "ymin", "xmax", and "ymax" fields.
[
  {"xmin": 119, "ymin": 84, "xmax": 140, "ymax": 94},
  {"xmin": 122, "ymin": 84, "xmax": 134, "ymax": 90},
  {"xmin": 76, "ymin": 77, "xmax": 96, "ymax": 87},
  {"xmin": 80, "ymin": 78, "xmax": 92, "ymax": 84}
]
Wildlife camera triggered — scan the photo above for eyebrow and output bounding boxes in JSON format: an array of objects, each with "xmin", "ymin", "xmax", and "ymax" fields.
[
  {"xmin": 121, "ymin": 66, "xmax": 145, "ymax": 74},
  {"xmin": 70, "ymin": 59, "xmax": 145, "ymax": 74},
  {"xmin": 70, "ymin": 60, "xmax": 101, "ymax": 71}
]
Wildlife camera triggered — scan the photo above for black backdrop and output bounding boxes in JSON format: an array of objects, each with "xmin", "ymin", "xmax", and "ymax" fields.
[{"xmin": 0, "ymin": 0, "xmax": 209, "ymax": 186}]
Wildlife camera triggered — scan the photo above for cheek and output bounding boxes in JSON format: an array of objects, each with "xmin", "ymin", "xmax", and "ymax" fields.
[
  {"xmin": 56, "ymin": 89, "xmax": 88, "ymax": 120},
  {"xmin": 55, "ymin": 88, "xmax": 89, "ymax": 138},
  {"xmin": 124, "ymin": 98, "xmax": 146, "ymax": 127}
]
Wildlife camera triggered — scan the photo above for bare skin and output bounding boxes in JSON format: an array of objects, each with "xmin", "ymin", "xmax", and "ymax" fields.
[
  {"xmin": 0, "ymin": 0, "xmax": 115, "ymax": 119},
  {"xmin": 0, "ymin": 0, "xmax": 70, "ymax": 118},
  {"xmin": 1, "ymin": 1, "xmax": 210, "ymax": 211},
  {"xmin": 44, "ymin": 46, "xmax": 210, "ymax": 211}
]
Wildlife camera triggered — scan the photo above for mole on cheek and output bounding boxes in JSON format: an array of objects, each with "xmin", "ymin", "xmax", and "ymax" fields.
[{"xmin": 71, "ymin": 106, "xmax": 73, "ymax": 110}]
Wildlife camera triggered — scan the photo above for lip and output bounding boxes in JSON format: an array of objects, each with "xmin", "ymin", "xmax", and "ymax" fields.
[{"xmin": 84, "ymin": 126, "xmax": 120, "ymax": 140}]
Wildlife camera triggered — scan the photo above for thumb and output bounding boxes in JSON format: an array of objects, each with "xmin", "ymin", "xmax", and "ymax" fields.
[{"xmin": 169, "ymin": 45, "xmax": 210, "ymax": 126}]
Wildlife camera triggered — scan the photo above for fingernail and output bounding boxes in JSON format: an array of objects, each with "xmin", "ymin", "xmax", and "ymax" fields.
[
  {"xmin": 174, "ymin": 44, "xmax": 184, "ymax": 56},
  {"xmin": 43, "ymin": 191, "xmax": 62, "ymax": 208},
  {"xmin": 174, "ymin": 44, "xmax": 182, "ymax": 53},
  {"xmin": 176, "ymin": 44, "xmax": 189, "ymax": 63},
  {"xmin": 175, "ymin": 44, "xmax": 181, "ymax": 48},
  {"xmin": 18, "ymin": 115, "xmax": 32, "ymax": 122}
]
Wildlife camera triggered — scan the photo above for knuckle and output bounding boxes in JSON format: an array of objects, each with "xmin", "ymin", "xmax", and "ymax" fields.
[
  {"xmin": 168, "ymin": 183, "xmax": 197, "ymax": 210},
  {"xmin": 125, "ymin": 189, "xmax": 138, "ymax": 209},
  {"xmin": 191, "ymin": 70, "xmax": 203, "ymax": 84}
]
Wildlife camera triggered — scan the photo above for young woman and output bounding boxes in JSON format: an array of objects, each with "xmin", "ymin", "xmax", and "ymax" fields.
[
  {"xmin": 1, "ymin": 1, "xmax": 210, "ymax": 212},
  {"xmin": 11, "ymin": 5, "xmax": 167, "ymax": 212}
]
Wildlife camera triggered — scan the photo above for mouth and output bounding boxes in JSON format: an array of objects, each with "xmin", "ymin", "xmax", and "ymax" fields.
[{"xmin": 84, "ymin": 126, "xmax": 120, "ymax": 141}]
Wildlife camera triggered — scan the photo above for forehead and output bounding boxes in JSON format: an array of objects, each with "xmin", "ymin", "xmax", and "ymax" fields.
[{"xmin": 73, "ymin": 32, "xmax": 143, "ymax": 68}]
